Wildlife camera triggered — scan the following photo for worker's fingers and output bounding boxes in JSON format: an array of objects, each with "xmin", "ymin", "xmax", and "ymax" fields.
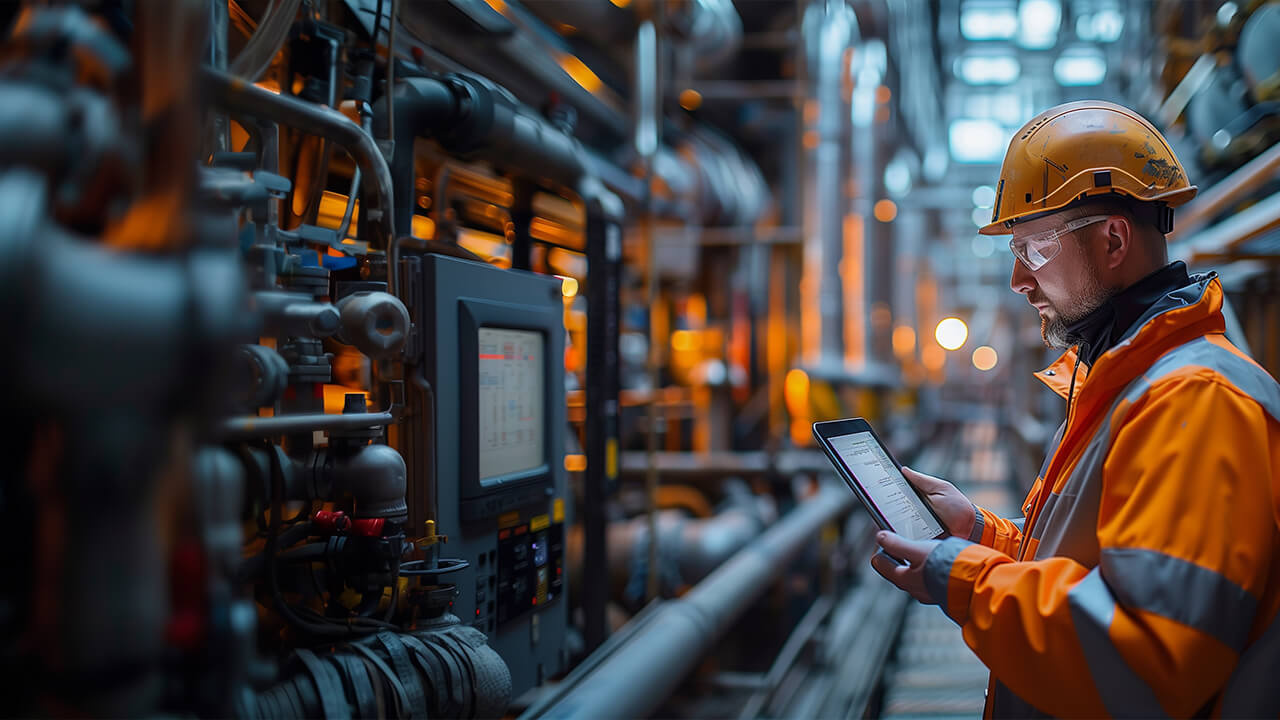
[
  {"xmin": 876, "ymin": 531, "xmax": 931, "ymax": 566},
  {"xmin": 870, "ymin": 549, "xmax": 910, "ymax": 582}
]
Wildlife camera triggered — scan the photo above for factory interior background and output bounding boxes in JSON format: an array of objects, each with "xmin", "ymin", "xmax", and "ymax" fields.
[{"xmin": 2, "ymin": 0, "xmax": 1278, "ymax": 717}]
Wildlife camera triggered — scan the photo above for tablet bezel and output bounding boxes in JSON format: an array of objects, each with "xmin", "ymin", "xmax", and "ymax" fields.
[{"xmin": 812, "ymin": 417, "xmax": 949, "ymax": 541}]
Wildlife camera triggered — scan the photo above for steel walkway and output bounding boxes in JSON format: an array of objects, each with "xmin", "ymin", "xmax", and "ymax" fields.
[{"xmin": 876, "ymin": 420, "xmax": 1019, "ymax": 720}]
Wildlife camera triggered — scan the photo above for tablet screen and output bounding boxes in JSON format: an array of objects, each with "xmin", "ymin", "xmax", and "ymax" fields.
[{"xmin": 828, "ymin": 431, "xmax": 944, "ymax": 540}]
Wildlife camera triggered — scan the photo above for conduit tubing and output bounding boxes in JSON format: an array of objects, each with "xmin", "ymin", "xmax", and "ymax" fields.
[
  {"xmin": 530, "ymin": 483, "xmax": 856, "ymax": 720},
  {"xmin": 202, "ymin": 68, "xmax": 396, "ymax": 252}
]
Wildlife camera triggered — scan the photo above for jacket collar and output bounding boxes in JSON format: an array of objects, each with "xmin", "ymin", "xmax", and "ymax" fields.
[
  {"xmin": 1035, "ymin": 272, "xmax": 1223, "ymax": 401},
  {"xmin": 1062, "ymin": 262, "xmax": 1191, "ymax": 367}
]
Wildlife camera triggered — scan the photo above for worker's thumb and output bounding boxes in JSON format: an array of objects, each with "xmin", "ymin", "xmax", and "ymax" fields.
[{"xmin": 902, "ymin": 466, "xmax": 948, "ymax": 492}]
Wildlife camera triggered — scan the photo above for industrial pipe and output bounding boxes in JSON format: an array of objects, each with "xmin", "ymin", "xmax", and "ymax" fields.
[
  {"xmin": 217, "ymin": 410, "xmax": 394, "ymax": 438},
  {"xmin": 527, "ymin": 483, "xmax": 856, "ymax": 719},
  {"xmin": 1169, "ymin": 141, "xmax": 1280, "ymax": 243},
  {"xmin": 202, "ymin": 68, "xmax": 396, "ymax": 251}
]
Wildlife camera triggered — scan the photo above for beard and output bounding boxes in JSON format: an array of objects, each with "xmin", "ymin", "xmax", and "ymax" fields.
[{"xmin": 1035, "ymin": 262, "xmax": 1114, "ymax": 349}]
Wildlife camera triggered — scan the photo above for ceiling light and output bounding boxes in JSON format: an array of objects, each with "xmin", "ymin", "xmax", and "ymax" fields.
[
  {"xmin": 950, "ymin": 118, "xmax": 1009, "ymax": 164},
  {"xmin": 960, "ymin": 0, "xmax": 1018, "ymax": 40},
  {"xmin": 972, "ymin": 185, "xmax": 997, "ymax": 208},
  {"xmin": 954, "ymin": 53, "xmax": 1021, "ymax": 85},
  {"xmin": 1054, "ymin": 46, "xmax": 1107, "ymax": 86},
  {"xmin": 1091, "ymin": 8, "xmax": 1124, "ymax": 42},
  {"xmin": 935, "ymin": 318, "xmax": 969, "ymax": 351},
  {"xmin": 884, "ymin": 159, "xmax": 913, "ymax": 197},
  {"xmin": 1017, "ymin": 0, "xmax": 1061, "ymax": 49}
]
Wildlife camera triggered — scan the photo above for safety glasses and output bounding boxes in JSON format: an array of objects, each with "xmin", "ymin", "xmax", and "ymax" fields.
[{"xmin": 1009, "ymin": 215, "xmax": 1110, "ymax": 271}]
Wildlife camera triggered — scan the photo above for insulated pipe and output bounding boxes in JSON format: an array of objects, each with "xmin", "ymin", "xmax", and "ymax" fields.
[
  {"xmin": 202, "ymin": 68, "xmax": 396, "ymax": 252},
  {"xmin": 530, "ymin": 483, "xmax": 856, "ymax": 719}
]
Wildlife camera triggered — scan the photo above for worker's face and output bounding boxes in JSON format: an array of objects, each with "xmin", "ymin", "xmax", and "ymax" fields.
[{"xmin": 1008, "ymin": 212, "xmax": 1111, "ymax": 348}]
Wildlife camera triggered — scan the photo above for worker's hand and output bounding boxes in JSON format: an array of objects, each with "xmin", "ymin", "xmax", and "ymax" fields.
[
  {"xmin": 871, "ymin": 531, "xmax": 940, "ymax": 604},
  {"xmin": 902, "ymin": 466, "xmax": 976, "ymax": 539}
]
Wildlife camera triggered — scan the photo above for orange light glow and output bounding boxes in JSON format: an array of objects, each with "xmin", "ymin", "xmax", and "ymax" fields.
[
  {"xmin": 784, "ymin": 368, "xmax": 810, "ymax": 409},
  {"xmin": 875, "ymin": 85, "xmax": 892, "ymax": 104},
  {"xmin": 922, "ymin": 344, "xmax": 945, "ymax": 372},
  {"xmin": 317, "ymin": 191, "xmax": 358, "ymax": 235},
  {"xmin": 873, "ymin": 199, "xmax": 897, "ymax": 223},
  {"xmin": 557, "ymin": 275, "xmax": 579, "ymax": 298},
  {"xmin": 802, "ymin": 129, "xmax": 820, "ymax": 150},
  {"xmin": 840, "ymin": 213, "xmax": 865, "ymax": 367},
  {"xmin": 564, "ymin": 454, "xmax": 587, "ymax": 472},
  {"xmin": 679, "ymin": 89, "xmax": 702, "ymax": 111},
  {"xmin": 411, "ymin": 215, "xmax": 436, "ymax": 239},
  {"xmin": 323, "ymin": 386, "xmax": 369, "ymax": 415},
  {"xmin": 972, "ymin": 346, "xmax": 999, "ymax": 371},
  {"xmin": 892, "ymin": 325, "xmax": 916, "ymax": 356},
  {"xmin": 671, "ymin": 329, "xmax": 700, "ymax": 353},
  {"xmin": 558, "ymin": 53, "xmax": 603, "ymax": 94},
  {"xmin": 785, "ymin": 368, "xmax": 811, "ymax": 446}
]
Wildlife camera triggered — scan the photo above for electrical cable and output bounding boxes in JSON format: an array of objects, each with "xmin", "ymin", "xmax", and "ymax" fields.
[{"xmin": 262, "ymin": 442, "xmax": 398, "ymax": 637}]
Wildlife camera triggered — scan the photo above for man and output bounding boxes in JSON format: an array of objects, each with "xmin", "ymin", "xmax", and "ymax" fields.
[{"xmin": 872, "ymin": 101, "xmax": 1280, "ymax": 718}]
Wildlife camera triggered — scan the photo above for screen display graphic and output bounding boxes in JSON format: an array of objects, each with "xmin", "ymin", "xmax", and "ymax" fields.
[
  {"xmin": 478, "ymin": 328, "xmax": 544, "ymax": 482},
  {"xmin": 828, "ymin": 431, "xmax": 944, "ymax": 540}
]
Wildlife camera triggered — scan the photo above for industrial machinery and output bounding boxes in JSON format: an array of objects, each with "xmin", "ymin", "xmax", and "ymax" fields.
[
  {"xmin": 7, "ymin": 0, "xmax": 1277, "ymax": 718},
  {"xmin": 401, "ymin": 253, "xmax": 569, "ymax": 692}
]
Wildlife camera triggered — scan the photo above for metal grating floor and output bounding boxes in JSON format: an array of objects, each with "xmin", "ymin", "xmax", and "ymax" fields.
[{"xmin": 877, "ymin": 421, "xmax": 1019, "ymax": 720}]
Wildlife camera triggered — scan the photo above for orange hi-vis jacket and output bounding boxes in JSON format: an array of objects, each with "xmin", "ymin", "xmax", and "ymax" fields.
[{"xmin": 921, "ymin": 273, "xmax": 1280, "ymax": 718}]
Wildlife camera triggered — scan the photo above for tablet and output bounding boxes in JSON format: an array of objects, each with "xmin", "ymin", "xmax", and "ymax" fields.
[{"xmin": 812, "ymin": 418, "xmax": 947, "ymax": 541}]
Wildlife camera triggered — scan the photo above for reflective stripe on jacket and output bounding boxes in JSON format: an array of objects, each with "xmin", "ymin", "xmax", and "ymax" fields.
[{"xmin": 921, "ymin": 273, "xmax": 1280, "ymax": 718}]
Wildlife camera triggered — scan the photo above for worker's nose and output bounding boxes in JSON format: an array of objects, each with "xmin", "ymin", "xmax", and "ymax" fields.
[{"xmin": 1010, "ymin": 259, "xmax": 1035, "ymax": 295}]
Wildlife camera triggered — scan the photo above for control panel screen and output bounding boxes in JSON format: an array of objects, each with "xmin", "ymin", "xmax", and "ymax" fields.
[{"xmin": 478, "ymin": 328, "xmax": 544, "ymax": 482}]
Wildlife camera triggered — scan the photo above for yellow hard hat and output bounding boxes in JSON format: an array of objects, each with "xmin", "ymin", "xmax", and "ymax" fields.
[{"xmin": 980, "ymin": 101, "xmax": 1198, "ymax": 236}]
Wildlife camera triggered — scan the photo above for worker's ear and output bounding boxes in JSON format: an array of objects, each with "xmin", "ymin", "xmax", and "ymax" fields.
[{"xmin": 1100, "ymin": 214, "xmax": 1131, "ymax": 270}]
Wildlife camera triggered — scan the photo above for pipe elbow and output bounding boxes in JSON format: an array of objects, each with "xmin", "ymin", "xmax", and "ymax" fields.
[{"xmin": 331, "ymin": 443, "xmax": 408, "ymax": 520}]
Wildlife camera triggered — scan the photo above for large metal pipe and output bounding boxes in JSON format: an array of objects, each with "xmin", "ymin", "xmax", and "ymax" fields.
[
  {"xmin": 527, "ymin": 483, "xmax": 856, "ymax": 719},
  {"xmin": 202, "ymin": 68, "xmax": 396, "ymax": 251},
  {"xmin": 798, "ymin": 0, "xmax": 857, "ymax": 372},
  {"xmin": 1169, "ymin": 141, "xmax": 1280, "ymax": 243}
]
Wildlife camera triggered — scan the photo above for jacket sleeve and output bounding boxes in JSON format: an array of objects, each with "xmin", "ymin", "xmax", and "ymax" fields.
[
  {"xmin": 969, "ymin": 504, "xmax": 1024, "ymax": 556},
  {"xmin": 923, "ymin": 377, "xmax": 1277, "ymax": 718}
]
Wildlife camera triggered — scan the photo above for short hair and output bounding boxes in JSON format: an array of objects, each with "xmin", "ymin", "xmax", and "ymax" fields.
[{"xmin": 1066, "ymin": 197, "xmax": 1167, "ymax": 262}]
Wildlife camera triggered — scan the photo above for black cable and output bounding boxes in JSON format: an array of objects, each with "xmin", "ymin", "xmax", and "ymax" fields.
[{"xmin": 262, "ymin": 441, "xmax": 396, "ymax": 637}]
